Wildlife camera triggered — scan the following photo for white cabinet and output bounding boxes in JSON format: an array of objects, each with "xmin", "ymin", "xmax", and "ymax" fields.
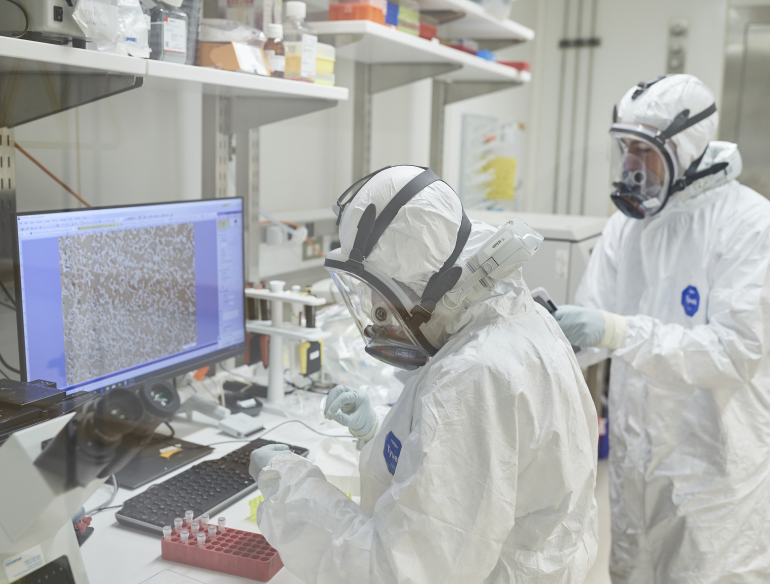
[{"xmin": 467, "ymin": 210, "xmax": 607, "ymax": 305}]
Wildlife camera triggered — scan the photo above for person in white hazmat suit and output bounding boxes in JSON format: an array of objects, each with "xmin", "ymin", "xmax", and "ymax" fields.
[
  {"xmin": 248, "ymin": 165, "xmax": 599, "ymax": 583},
  {"xmin": 554, "ymin": 74, "xmax": 770, "ymax": 583}
]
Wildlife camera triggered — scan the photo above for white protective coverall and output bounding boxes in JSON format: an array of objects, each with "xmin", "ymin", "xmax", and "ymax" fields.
[
  {"xmin": 577, "ymin": 112, "xmax": 770, "ymax": 580},
  {"xmin": 257, "ymin": 166, "xmax": 599, "ymax": 584}
]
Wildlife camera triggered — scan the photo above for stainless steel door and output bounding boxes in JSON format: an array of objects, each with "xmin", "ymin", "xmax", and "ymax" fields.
[{"xmin": 721, "ymin": 6, "xmax": 770, "ymax": 198}]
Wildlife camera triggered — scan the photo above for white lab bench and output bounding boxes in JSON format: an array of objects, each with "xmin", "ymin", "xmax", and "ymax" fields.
[
  {"xmin": 467, "ymin": 211, "xmax": 608, "ymax": 305},
  {"xmin": 80, "ymin": 397, "xmax": 358, "ymax": 584}
]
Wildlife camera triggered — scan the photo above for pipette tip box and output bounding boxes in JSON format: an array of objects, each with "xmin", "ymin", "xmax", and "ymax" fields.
[{"xmin": 161, "ymin": 527, "xmax": 283, "ymax": 581}]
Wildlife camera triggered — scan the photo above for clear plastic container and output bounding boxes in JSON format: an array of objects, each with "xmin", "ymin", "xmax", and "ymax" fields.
[
  {"xmin": 264, "ymin": 23, "xmax": 285, "ymax": 78},
  {"xmin": 283, "ymin": 2, "xmax": 317, "ymax": 82},
  {"xmin": 150, "ymin": 2, "xmax": 188, "ymax": 63}
]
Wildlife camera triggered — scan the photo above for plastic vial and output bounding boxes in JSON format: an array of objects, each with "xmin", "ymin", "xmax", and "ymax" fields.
[
  {"xmin": 200, "ymin": 513, "xmax": 209, "ymax": 527},
  {"xmin": 265, "ymin": 23, "xmax": 285, "ymax": 79},
  {"xmin": 218, "ymin": 517, "xmax": 226, "ymax": 532},
  {"xmin": 174, "ymin": 517, "xmax": 183, "ymax": 532},
  {"xmin": 180, "ymin": 529, "xmax": 189, "ymax": 544},
  {"xmin": 163, "ymin": 526, "xmax": 172, "ymax": 541},
  {"xmin": 191, "ymin": 521, "xmax": 200, "ymax": 535},
  {"xmin": 184, "ymin": 510, "xmax": 194, "ymax": 525},
  {"xmin": 197, "ymin": 532, "xmax": 206, "ymax": 548},
  {"xmin": 150, "ymin": 2, "xmax": 188, "ymax": 63},
  {"xmin": 283, "ymin": 2, "xmax": 317, "ymax": 82},
  {"xmin": 208, "ymin": 524, "xmax": 217, "ymax": 540}
]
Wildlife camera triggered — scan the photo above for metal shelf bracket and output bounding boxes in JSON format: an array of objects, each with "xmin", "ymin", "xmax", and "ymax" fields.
[{"xmin": 0, "ymin": 71, "xmax": 143, "ymax": 128}]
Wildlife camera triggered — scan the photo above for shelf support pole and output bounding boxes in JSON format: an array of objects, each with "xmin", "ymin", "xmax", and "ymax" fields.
[
  {"xmin": 0, "ymin": 127, "xmax": 15, "ymax": 262},
  {"xmin": 430, "ymin": 79, "xmax": 523, "ymax": 175},
  {"xmin": 352, "ymin": 62, "xmax": 461, "ymax": 179}
]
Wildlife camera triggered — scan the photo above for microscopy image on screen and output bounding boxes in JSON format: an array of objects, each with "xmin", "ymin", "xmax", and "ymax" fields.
[{"xmin": 59, "ymin": 224, "xmax": 198, "ymax": 386}]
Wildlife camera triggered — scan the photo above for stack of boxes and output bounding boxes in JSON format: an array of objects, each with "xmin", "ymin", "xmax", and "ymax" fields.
[
  {"xmin": 316, "ymin": 42, "xmax": 336, "ymax": 85},
  {"xmin": 385, "ymin": 1, "xmax": 399, "ymax": 27},
  {"xmin": 419, "ymin": 14, "xmax": 438, "ymax": 40},
  {"xmin": 329, "ymin": 0, "xmax": 387, "ymax": 24},
  {"xmin": 397, "ymin": 0, "xmax": 420, "ymax": 35}
]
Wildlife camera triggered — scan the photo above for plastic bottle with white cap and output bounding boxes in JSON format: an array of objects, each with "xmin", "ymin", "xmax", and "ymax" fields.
[{"xmin": 283, "ymin": 2, "xmax": 317, "ymax": 82}]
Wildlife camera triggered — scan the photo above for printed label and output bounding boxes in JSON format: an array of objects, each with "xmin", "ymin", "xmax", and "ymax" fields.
[
  {"xmin": 265, "ymin": 50, "xmax": 285, "ymax": 73},
  {"xmin": 300, "ymin": 33, "xmax": 317, "ymax": 79},
  {"xmin": 483, "ymin": 232, "xmax": 510, "ymax": 258},
  {"xmin": 3, "ymin": 545, "xmax": 45, "ymax": 581},
  {"xmin": 383, "ymin": 431, "xmax": 402, "ymax": 476},
  {"xmin": 681, "ymin": 285, "xmax": 700, "ymax": 317},
  {"xmin": 233, "ymin": 43, "xmax": 269, "ymax": 76},
  {"xmin": 163, "ymin": 16, "xmax": 187, "ymax": 54}
]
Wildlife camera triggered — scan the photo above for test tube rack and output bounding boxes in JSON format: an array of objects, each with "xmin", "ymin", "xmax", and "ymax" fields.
[
  {"xmin": 161, "ymin": 527, "xmax": 283, "ymax": 581},
  {"xmin": 245, "ymin": 281, "xmax": 331, "ymax": 415}
]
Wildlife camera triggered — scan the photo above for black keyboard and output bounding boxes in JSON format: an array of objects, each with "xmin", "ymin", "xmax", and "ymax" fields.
[{"xmin": 115, "ymin": 437, "xmax": 309, "ymax": 533}]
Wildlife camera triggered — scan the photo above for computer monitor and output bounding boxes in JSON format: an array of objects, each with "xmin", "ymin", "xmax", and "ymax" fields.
[{"xmin": 13, "ymin": 198, "xmax": 246, "ymax": 395}]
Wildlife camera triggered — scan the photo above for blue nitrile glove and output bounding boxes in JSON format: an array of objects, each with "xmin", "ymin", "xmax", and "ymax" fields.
[
  {"xmin": 323, "ymin": 385, "xmax": 376, "ymax": 438},
  {"xmin": 553, "ymin": 305, "xmax": 607, "ymax": 348},
  {"xmin": 553, "ymin": 305, "xmax": 628, "ymax": 350},
  {"xmin": 249, "ymin": 444, "xmax": 291, "ymax": 481}
]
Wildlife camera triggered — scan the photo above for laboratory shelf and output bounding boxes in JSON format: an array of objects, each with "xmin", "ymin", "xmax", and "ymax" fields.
[
  {"xmin": 145, "ymin": 60, "xmax": 349, "ymax": 101},
  {"xmin": 246, "ymin": 320, "xmax": 332, "ymax": 341},
  {"xmin": 312, "ymin": 20, "xmax": 531, "ymax": 83},
  {"xmin": 0, "ymin": 36, "xmax": 348, "ymax": 127},
  {"xmin": 419, "ymin": 0, "xmax": 535, "ymax": 41},
  {"xmin": 0, "ymin": 36, "xmax": 145, "ymax": 76}
]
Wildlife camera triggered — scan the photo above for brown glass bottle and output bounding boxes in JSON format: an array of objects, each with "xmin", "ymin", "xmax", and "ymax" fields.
[{"xmin": 265, "ymin": 23, "xmax": 286, "ymax": 79}]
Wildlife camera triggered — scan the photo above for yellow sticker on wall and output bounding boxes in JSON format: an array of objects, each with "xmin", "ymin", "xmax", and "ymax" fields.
[{"xmin": 482, "ymin": 157, "xmax": 518, "ymax": 201}]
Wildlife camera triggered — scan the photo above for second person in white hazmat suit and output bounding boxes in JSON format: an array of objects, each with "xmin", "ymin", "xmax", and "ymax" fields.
[
  {"xmin": 555, "ymin": 74, "xmax": 770, "ymax": 583},
  {"xmin": 249, "ymin": 165, "xmax": 599, "ymax": 583}
]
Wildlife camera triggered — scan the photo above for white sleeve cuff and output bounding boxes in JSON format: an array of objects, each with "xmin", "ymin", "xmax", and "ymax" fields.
[{"xmin": 598, "ymin": 311, "xmax": 628, "ymax": 351}]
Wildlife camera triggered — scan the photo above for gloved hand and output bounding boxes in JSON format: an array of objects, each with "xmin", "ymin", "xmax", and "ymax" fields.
[
  {"xmin": 553, "ymin": 305, "xmax": 628, "ymax": 350},
  {"xmin": 323, "ymin": 385, "xmax": 376, "ymax": 438},
  {"xmin": 249, "ymin": 444, "xmax": 291, "ymax": 482}
]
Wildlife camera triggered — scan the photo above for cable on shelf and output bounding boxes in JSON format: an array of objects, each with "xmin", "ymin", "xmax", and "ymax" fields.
[
  {"xmin": 0, "ymin": 352, "xmax": 19, "ymax": 374},
  {"xmin": 1, "ymin": 0, "xmax": 28, "ymax": 39},
  {"xmin": 0, "ymin": 280, "xmax": 16, "ymax": 308},
  {"xmin": 14, "ymin": 143, "xmax": 92, "ymax": 208}
]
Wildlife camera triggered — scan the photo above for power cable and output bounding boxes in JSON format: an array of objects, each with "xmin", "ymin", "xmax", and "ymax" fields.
[
  {"xmin": 14, "ymin": 143, "xmax": 92, "ymax": 208},
  {"xmin": 0, "ymin": 280, "xmax": 16, "ymax": 307},
  {"xmin": 85, "ymin": 475, "xmax": 119, "ymax": 516},
  {"xmin": 0, "ymin": 301, "xmax": 14, "ymax": 311},
  {"xmin": 1, "ymin": 0, "xmax": 28, "ymax": 39},
  {"xmin": 0, "ymin": 352, "xmax": 19, "ymax": 374}
]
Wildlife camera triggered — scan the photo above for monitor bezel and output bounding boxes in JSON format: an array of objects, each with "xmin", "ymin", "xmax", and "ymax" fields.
[{"xmin": 13, "ymin": 197, "xmax": 246, "ymax": 392}]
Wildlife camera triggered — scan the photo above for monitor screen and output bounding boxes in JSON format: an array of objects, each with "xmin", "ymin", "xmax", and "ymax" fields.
[{"xmin": 14, "ymin": 198, "xmax": 245, "ymax": 394}]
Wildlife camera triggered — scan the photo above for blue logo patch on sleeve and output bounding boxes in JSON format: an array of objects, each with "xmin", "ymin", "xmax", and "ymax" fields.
[
  {"xmin": 383, "ymin": 431, "xmax": 402, "ymax": 476},
  {"xmin": 681, "ymin": 285, "xmax": 700, "ymax": 316}
]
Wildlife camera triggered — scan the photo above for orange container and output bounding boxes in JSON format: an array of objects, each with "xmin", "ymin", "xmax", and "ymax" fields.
[
  {"xmin": 419, "ymin": 22, "xmax": 437, "ymax": 40},
  {"xmin": 329, "ymin": 3, "xmax": 385, "ymax": 23}
]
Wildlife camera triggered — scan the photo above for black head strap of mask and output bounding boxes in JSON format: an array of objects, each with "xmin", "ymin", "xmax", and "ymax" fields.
[{"xmin": 335, "ymin": 167, "xmax": 472, "ymax": 352}]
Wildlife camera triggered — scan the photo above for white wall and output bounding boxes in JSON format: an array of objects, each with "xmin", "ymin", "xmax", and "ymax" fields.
[
  {"xmin": 525, "ymin": 0, "xmax": 729, "ymax": 217},
  {"xmin": 14, "ymin": 85, "xmax": 202, "ymax": 212}
]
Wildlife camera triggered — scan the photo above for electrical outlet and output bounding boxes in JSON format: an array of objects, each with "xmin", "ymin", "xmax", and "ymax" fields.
[{"xmin": 302, "ymin": 236, "xmax": 324, "ymax": 261}]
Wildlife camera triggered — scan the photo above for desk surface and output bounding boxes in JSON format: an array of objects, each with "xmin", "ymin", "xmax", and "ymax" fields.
[{"xmin": 81, "ymin": 393, "xmax": 358, "ymax": 584}]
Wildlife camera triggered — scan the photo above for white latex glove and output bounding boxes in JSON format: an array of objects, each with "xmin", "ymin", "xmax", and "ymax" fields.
[
  {"xmin": 554, "ymin": 305, "xmax": 627, "ymax": 350},
  {"xmin": 249, "ymin": 444, "xmax": 291, "ymax": 482},
  {"xmin": 323, "ymin": 385, "xmax": 376, "ymax": 439}
]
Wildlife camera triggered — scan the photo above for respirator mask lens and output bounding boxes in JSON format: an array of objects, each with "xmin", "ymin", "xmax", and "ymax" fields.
[
  {"xmin": 328, "ymin": 270, "xmax": 431, "ymax": 370},
  {"xmin": 609, "ymin": 128, "xmax": 673, "ymax": 219}
]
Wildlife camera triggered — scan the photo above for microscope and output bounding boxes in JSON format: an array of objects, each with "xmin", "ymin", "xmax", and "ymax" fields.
[{"xmin": 0, "ymin": 379, "xmax": 180, "ymax": 584}]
